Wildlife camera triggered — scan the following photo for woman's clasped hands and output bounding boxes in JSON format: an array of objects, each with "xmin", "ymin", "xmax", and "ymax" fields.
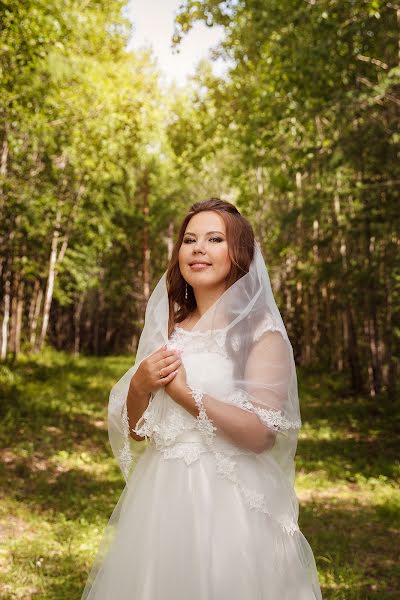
[{"xmin": 130, "ymin": 344, "xmax": 185, "ymax": 397}]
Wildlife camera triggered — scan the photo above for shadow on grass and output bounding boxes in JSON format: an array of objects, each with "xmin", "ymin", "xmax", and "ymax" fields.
[
  {"xmin": 297, "ymin": 436, "xmax": 398, "ymax": 481},
  {"xmin": 0, "ymin": 352, "xmax": 137, "ymax": 520},
  {"xmin": 299, "ymin": 498, "xmax": 399, "ymax": 599},
  {"xmin": 0, "ymin": 460, "xmax": 123, "ymax": 519},
  {"xmin": 0, "ymin": 353, "xmax": 132, "ymax": 456}
]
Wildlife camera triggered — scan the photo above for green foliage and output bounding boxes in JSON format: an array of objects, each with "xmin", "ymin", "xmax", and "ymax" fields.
[
  {"xmin": 0, "ymin": 0, "xmax": 182, "ymax": 355},
  {"xmin": 173, "ymin": 0, "xmax": 400, "ymax": 395}
]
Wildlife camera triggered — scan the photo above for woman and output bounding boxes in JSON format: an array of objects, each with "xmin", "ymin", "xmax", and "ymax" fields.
[{"xmin": 81, "ymin": 198, "xmax": 322, "ymax": 600}]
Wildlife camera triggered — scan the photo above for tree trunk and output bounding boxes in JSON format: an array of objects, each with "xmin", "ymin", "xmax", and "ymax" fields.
[
  {"xmin": 283, "ymin": 255, "xmax": 294, "ymax": 341},
  {"xmin": 303, "ymin": 288, "xmax": 311, "ymax": 364},
  {"xmin": 0, "ymin": 274, "xmax": 11, "ymax": 361},
  {"xmin": 93, "ymin": 286, "xmax": 105, "ymax": 355},
  {"xmin": 30, "ymin": 283, "xmax": 43, "ymax": 350},
  {"xmin": 166, "ymin": 221, "xmax": 174, "ymax": 261},
  {"xmin": 0, "ymin": 131, "xmax": 9, "ymax": 213},
  {"xmin": 9, "ymin": 273, "xmax": 18, "ymax": 355},
  {"xmin": 312, "ymin": 219, "xmax": 320, "ymax": 355},
  {"xmin": 364, "ymin": 226, "xmax": 382, "ymax": 396},
  {"xmin": 142, "ymin": 171, "xmax": 151, "ymax": 308},
  {"xmin": 36, "ymin": 228, "xmax": 59, "ymax": 351},
  {"xmin": 12, "ymin": 277, "xmax": 24, "ymax": 359},
  {"xmin": 346, "ymin": 306, "xmax": 363, "ymax": 393},
  {"xmin": 74, "ymin": 292, "xmax": 85, "ymax": 356},
  {"xmin": 383, "ymin": 245, "xmax": 396, "ymax": 399}
]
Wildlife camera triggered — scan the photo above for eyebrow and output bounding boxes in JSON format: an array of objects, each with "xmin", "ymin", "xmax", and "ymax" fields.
[{"xmin": 184, "ymin": 231, "xmax": 225, "ymax": 236}]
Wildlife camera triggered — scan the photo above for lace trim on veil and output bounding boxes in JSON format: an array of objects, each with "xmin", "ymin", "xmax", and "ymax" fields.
[
  {"xmin": 226, "ymin": 389, "xmax": 301, "ymax": 432},
  {"xmin": 107, "ymin": 390, "xmax": 133, "ymax": 479},
  {"xmin": 119, "ymin": 401, "xmax": 132, "ymax": 477},
  {"xmin": 191, "ymin": 386, "xmax": 300, "ymax": 536}
]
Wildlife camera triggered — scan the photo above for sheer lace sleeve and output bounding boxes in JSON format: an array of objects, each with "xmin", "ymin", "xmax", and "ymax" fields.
[
  {"xmin": 235, "ymin": 327, "xmax": 301, "ymax": 433},
  {"xmin": 185, "ymin": 325, "xmax": 301, "ymax": 457},
  {"xmin": 182, "ymin": 325, "xmax": 302, "ymax": 535}
]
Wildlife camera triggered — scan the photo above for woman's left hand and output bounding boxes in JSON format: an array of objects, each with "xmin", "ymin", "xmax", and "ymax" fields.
[{"xmin": 164, "ymin": 361, "xmax": 198, "ymax": 417}]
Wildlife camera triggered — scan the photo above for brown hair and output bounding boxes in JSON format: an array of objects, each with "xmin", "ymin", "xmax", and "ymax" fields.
[{"xmin": 166, "ymin": 198, "xmax": 255, "ymax": 336}]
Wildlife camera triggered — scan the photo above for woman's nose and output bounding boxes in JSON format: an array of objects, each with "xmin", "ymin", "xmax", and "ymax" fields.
[{"xmin": 193, "ymin": 239, "xmax": 206, "ymax": 253}]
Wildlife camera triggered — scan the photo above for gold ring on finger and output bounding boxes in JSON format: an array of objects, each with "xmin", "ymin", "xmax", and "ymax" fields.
[{"xmin": 159, "ymin": 370, "xmax": 163, "ymax": 378}]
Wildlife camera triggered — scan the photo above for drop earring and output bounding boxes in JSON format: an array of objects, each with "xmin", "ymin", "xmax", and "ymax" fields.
[{"xmin": 185, "ymin": 283, "xmax": 188, "ymax": 300}]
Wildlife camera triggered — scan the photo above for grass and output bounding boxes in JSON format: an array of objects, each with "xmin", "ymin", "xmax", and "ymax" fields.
[{"xmin": 0, "ymin": 350, "xmax": 399, "ymax": 599}]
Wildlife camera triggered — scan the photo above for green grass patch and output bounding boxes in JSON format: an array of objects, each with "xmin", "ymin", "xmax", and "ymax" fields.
[{"xmin": 0, "ymin": 352, "xmax": 398, "ymax": 598}]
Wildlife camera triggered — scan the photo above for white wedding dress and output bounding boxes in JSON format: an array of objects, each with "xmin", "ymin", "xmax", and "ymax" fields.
[{"xmin": 81, "ymin": 325, "xmax": 322, "ymax": 600}]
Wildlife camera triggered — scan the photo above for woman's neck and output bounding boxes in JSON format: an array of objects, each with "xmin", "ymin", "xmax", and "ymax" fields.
[{"xmin": 192, "ymin": 285, "xmax": 226, "ymax": 318}]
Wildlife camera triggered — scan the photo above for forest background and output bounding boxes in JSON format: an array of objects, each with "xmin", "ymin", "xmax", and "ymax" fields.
[{"xmin": 0, "ymin": 0, "xmax": 399, "ymax": 598}]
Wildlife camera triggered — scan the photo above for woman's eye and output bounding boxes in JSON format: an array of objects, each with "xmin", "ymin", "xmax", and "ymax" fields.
[{"xmin": 183, "ymin": 237, "xmax": 223, "ymax": 244}]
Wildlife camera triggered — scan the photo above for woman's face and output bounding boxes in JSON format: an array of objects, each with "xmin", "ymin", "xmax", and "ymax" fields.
[{"xmin": 178, "ymin": 211, "xmax": 232, "ymax": 292}]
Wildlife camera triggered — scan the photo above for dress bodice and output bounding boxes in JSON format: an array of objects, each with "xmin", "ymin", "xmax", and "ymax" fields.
[
  {"xmin": 168, "ymin": 325, "xmax": 228, "ymax": 354},
  {"xmin": 168, "ymin": 326, "xmax": 235, "ymax": 399},
  {"xmin": 133, "ymin": 326, "xmax": 249, "ymax": 464}
]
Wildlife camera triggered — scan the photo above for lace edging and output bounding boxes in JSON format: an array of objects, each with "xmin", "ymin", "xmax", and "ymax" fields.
[
  {"xmin": 191, "ymin": 386, "xmax": 218, "ymax": 438},
  {"xmin": 188, "ymin": 386, "xmax": 299, "ymax": 536},
  {"xmin": 132, "ymin": 393, "xmax": 155, "ymax": 439},
  {"xmin": 227, "ymin": 389, "xmax": 301, "ymax": 431},
  {"xmin": 119, "ymin": 394, "xmax": 155, "ymax": 478},
  {"xmin": 133, "ymin": 393, "xmax": 198, "ymax": 450},
  {"xmin": 119, "ymin": 400, "xmax": 132, "ymax": 478}
]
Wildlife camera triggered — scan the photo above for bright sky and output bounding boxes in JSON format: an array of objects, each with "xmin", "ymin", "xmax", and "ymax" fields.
[{"xmin": 126, "ymin": 0, "xmax": 227, "ymax": 86}]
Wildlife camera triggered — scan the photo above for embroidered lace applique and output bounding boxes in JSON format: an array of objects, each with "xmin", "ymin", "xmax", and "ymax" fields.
[
  {"xmin": 133, "ymin": 401, "xmax": 196, "ymax": 448},
  {"xmin": 188, "ymin": 387, "xmax": 299, "ymax": 536},
  {"xmin": 253, "ymin": 313, "xmax": 284, "ymax": 341},
  {"xmin": 169, "ymin": 326, "xmax": 228, "ymax": 359},
  {"xmin": 170, "ymin": 318, "xmax": 284, "ymax": 357},
  {"xmin": 215, "ymin": 329, "xmax": 227, "ymax": 348},
  {"xmin": 191, "ymin": 386, "xmax": 218, "ymax": 437},
  {"xmin": 109, "ymin": 390, "xmax": 134, "ymax": 477},
  {"xmin": 160, "ymin": 442, "xmax": 207, "ymax": 466},
  {"xmin": 227, "ymin": 389, "xmax": 301, "ymax": 431},
  {"xmin": 231, "ymin": 333, "xmax": 240, "ymax": 351},
  {"xmin": 119, "ymin": 400, "xmax": 132, "ymax": 478}
]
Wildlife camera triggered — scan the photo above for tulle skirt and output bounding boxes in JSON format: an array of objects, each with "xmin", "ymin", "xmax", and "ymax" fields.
[{"xmin": 81, "ymin": 443, "xmax": 322, "ymax": 600}]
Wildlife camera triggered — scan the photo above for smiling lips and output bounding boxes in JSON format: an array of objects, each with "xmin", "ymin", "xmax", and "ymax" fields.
[{"xmin": 189, "ymin": 261, "xmax": 211, "ymax": 270}]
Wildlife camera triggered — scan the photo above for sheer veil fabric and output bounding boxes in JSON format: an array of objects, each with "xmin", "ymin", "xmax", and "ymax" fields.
[{"xmin": 82, "ymin": 240, "xmax": 322, "ymax": 600}]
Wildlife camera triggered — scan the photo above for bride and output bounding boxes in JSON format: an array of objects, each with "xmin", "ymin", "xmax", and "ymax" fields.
[{"xmin": 81, "ymin": 198, "xmax": 323, "ymax": 599}]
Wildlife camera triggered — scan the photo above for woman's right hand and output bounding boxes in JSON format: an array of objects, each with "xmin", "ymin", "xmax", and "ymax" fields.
[{"xmin": 129, "ymin": 345, "xmax": 182, "ymax": 396}]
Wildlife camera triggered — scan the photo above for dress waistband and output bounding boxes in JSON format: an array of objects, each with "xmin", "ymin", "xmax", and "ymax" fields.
[{"xmin": 173, "ymin": 429, "xmax": 205, "ymax": 444}]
